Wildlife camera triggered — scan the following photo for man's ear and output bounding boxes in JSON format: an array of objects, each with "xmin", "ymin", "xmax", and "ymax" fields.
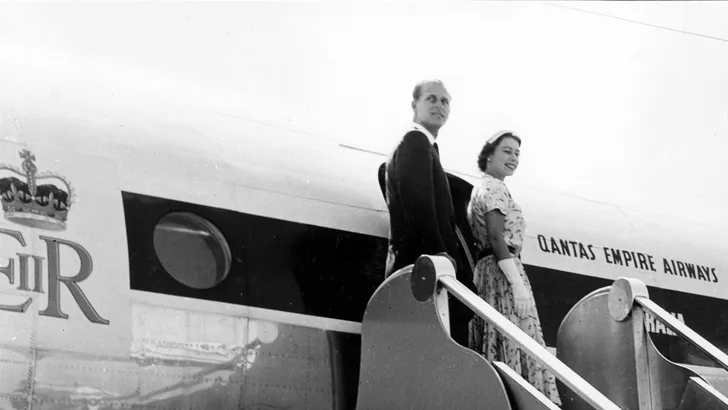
[{"xmin": 411, "ymin": 100, "xmax": 417, "ymax": 113}]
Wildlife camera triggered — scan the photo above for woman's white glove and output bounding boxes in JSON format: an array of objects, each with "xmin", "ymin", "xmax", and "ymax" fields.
[{"xmin": 498, "ymin": 258, "xmax": 530, "ymax": 319}]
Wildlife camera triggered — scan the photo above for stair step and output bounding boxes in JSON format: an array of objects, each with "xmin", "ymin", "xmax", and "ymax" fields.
[
  {"xmin": 678, "ymin": 377, "xmax": 728, "ymax": 410},
  {"xmin": 493, "ymin": 361, "xmax": 561, "ymax": 410}
]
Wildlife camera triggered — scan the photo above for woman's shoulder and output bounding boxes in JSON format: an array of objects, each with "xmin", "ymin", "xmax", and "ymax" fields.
[
  {"xmin": 470, "ymin": 176, "xmax": 512, "ymax": 209},
  {"xmin": 476, "ymin": 175, "xmax": 509, "ymax": 194}
]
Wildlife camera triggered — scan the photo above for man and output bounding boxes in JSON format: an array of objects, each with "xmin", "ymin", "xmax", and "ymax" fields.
[{"xmin": 381, "ymin": 79, "xmax": 475, "ymax": 346}]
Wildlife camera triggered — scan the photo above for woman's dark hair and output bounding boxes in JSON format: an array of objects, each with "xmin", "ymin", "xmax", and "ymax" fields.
[{"xmin": 477, "ymin": 131, "xmax": 522, "ymax": 173}]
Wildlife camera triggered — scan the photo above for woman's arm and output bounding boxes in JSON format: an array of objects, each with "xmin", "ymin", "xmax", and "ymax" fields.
[
  {"xmin": 484, "ymin": 209, "xmax": 513, "ymax": 261},
  {"xmin": 484, "ymin": 208, "xmax": 529, "ymax": 318}
]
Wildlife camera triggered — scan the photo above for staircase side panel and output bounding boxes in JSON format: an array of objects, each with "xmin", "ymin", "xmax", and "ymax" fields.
[{"xmin": 356, "ymin": 269, "xmax": 511, "ymax": 410}]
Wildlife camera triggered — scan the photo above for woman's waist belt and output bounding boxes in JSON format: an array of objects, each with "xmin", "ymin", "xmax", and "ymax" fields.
[{"xmin": 478, "ymin": 246, "xmax": 518, "ymax": 260}]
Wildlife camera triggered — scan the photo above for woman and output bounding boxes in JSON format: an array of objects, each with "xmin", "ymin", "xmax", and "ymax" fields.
[{"xmin": 467, "ymin": 130, "xmax": 561, "ymax": 405}]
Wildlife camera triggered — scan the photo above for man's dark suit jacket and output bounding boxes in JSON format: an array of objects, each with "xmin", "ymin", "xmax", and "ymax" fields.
[
  {"xmin": 379, "ymin": 129, "xmax": 475, "ymax": 346},
  {"xmin": 383, "ymin": 130, "xmax": 461, "ymax": 275}
]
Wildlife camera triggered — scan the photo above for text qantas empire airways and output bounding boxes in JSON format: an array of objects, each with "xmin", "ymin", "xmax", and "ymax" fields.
[{"xmin": 536, "ymin": 235, "xmax": 718, "ymax": 283}]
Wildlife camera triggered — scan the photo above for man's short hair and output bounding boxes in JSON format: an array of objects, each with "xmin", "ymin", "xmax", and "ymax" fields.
[{"xmin": 412, "ymin": 79, "xmax": 447, "ymax": 101}]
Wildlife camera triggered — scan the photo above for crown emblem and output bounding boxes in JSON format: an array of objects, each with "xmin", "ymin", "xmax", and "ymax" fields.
[{"xmin": 0, "ymin": 150, "xmax": 74, "ymax": 231}]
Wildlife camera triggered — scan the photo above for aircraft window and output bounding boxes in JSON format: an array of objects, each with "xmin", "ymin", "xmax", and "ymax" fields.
[
  {"xmin": 124, "ymin": 191, "xmax": 384, "ymax": 320},
  {"xmin": 152, "ymin": 212, "xmax": 232, "ymax": 289}
]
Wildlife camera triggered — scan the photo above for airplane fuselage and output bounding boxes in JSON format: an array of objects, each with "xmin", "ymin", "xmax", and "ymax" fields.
[{"xmin": 1, "ymin": 51, "xmax": 727, "ymax": 409}]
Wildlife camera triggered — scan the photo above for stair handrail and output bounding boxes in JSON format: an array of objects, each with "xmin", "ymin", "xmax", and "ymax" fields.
[
  {"xmin": 412, "ymin": 255, "xmax": 622, "ymax": 410},
  {"xmin": 608, "ymin": 277, "xmax": 728, "ymax": 372}
]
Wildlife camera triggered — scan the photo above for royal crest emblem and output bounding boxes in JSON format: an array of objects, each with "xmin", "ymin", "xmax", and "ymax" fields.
[{"xmin": 0, "ymin": 149, "xmax": 74, "ymax": 231}]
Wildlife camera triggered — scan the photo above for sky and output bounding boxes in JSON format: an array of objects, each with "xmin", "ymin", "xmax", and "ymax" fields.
[{"xmin": 0, "ymin": 1, "xmax": 727, "ymax": 231}]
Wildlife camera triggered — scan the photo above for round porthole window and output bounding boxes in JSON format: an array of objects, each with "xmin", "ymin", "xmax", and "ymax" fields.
[{"xmin": 153, "ymin": 212, "xmax": 232, "ymax": 289}]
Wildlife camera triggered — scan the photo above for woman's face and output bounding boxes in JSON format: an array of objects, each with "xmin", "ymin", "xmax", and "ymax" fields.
[{"xmin": 488, "ymin": 136, "xmax": 520, "ymax": 179}]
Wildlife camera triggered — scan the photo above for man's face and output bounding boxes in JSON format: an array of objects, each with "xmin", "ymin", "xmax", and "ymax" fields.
[{"xmin": 412, "ymin": 82, "xmax": 451, "ymax": 131}]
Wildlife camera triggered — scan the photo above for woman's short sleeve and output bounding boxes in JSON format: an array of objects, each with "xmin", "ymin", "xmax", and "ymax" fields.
[{"xmin": 472, "ymin": 178, "xmax": 510, "ymax": 217}]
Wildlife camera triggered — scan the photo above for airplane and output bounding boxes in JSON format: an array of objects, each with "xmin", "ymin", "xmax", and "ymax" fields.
[{"xmin": 1, "ymin": 44, "xmax": 727, "ymax": 410}]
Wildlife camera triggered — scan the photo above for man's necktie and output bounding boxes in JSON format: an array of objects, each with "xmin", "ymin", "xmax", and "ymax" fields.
[{"xmin": 433, "ymin": 142, "xmax": 439, "ymax": 155}]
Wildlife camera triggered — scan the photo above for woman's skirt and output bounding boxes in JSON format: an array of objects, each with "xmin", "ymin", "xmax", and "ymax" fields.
[{"xmin": 468, "ymin": 255, "xmax": 562, "ymax": 406}]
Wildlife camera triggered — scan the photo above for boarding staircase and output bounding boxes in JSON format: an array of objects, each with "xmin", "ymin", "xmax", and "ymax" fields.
[{"xmin": 355, "ymin": 255, "xmax": 728, "ymax": 410}]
